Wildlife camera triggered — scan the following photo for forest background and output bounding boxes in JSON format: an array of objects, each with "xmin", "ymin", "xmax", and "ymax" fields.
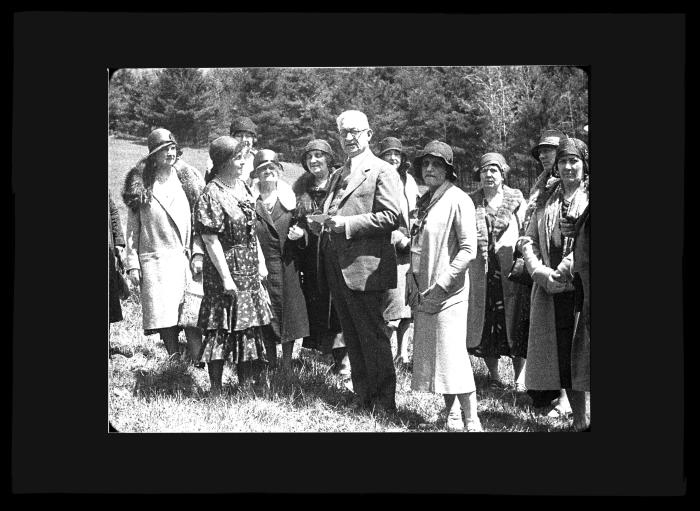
[{"xmin": 108, "ymin": 65, "xmax": 588, "ymax": 194}]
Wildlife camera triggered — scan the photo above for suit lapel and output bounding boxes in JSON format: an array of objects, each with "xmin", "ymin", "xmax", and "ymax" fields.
[{"xmin": 337, "ymin": 167, "xmax": 368, "ymax": 208}]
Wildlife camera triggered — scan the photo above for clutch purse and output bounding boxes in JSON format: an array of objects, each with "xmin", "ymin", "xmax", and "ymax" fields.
[{"xmin": 507, "ymin": 248, "xmax": 533, "ymax": 287}]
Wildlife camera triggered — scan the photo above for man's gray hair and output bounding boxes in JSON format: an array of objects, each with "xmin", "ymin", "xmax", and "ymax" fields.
[{"xmin": 336, "ymin": 110, "xmax": 370, "ymax": 131}]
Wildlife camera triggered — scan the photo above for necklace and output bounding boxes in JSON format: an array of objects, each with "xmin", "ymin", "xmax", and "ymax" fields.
[{"xmin": 216, "ymin": 176, "xmax": 238, "ymax": 189}]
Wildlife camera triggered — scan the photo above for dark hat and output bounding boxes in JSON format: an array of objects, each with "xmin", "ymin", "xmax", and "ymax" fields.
[
  {"xmin": 377, "ymin": 137, "xmax": 404, "ymax": 157},
  {"xmin": 414, "ymin": 140, "xmax": 457, "ymax": 181},
  {"xmin": 300, "ymin": 139, "xmax": 335, "ymax": 172},
  {"xmin": 553, "ymin": 137, "xmax": 589, "ymax": 176},
  {"xmin": 209, "ymin": 136, "xmax": 244, "ymax": 170},
  {"xmin": 229, "ymin": 116, "xmax": 258, "ymax": 137},
  {"xmin": 531, "ymin": 129, "xmax": 566, "ymax": 160},
  {"xmin": 474, "ymin": 152, "xmax": 510, "ymax": 182},
  {"xmin": 146, "ymin": 128, "xmax": 177, "ymax": 158},
  {"xmin": 253, "ymin": 149, "xmax": 282, "ymax": 172}
]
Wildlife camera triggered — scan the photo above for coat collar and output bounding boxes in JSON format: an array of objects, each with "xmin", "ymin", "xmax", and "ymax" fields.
[{"xmin": 250, "ymin": 179, "xmax": 297, "ymax": 211}]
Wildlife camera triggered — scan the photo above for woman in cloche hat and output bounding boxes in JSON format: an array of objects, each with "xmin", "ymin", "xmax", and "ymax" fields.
[
  {"xmin": 292, "ymin": 139, "xmax": 349, "ymax": 378},
  {"xmin": 194, "ymin": 136, "xmax": 273, "ymax": 392},
  {"xmin": 408, "ymin": 140, "xmax": 483, "ymax": 432},
  {"xmin": 122, "ymin": 128, "xmax": 206, "ymax": 364},
  {"xmin": 466, "ymin": 152, "xmax": 528, "ymax": 393}
]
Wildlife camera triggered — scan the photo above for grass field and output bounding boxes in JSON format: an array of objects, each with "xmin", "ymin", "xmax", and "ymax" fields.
[{"xmin": 108, "ymin": 136, "xmax": 573, "ymax": 433}]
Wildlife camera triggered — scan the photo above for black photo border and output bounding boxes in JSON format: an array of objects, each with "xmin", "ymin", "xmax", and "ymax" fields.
[{"xmin": 12, "ymin": 11, "xmax": 685, "ymax": 495}]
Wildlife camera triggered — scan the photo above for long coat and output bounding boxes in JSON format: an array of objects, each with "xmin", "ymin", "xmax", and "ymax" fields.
[
  {"xmin": 383, "ymin": 170, "xmax": 420, "ymax": 321},
  {"xmin": 292, "ymin": 170, "xmax": 343, "ymax": 348},
  {"xmin": 123, "ymin": 163, "xmax": 205, "ymax": 332},
  {"xmin": 253, "ymin": 181, "xmax": 310, "ymax": 342},
  {"xmin": 466, "ymin": 187, "xmax": 527, "ymax": 348},
  {"xmin": 557, "ymin": 204, "xmax": 590, "ymax": 391},
  {"xmin": 409, "ymin": 181, "xmax": 478, "ymax": 394},
  {"xmin": 520, "ymin": 182, "xmax": 589, "ymax": 390},
  {"xmin": 108, "ymin": 191, "xmax": 125, "ymax": 323}
]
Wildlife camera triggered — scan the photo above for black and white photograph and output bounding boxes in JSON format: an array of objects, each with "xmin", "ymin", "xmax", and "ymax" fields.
[
  {"xmin": 14, "ymin": 12, "xmax": 685, "ymax": 495},
  {"xmin": 107, "ymin": 65, "xmax": 591, "ymax": 433}
]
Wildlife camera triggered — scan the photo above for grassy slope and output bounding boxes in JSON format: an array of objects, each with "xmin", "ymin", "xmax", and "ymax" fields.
[{"xmin": 108, "ymin": 137, "xmax": 571, "ymax": 433}]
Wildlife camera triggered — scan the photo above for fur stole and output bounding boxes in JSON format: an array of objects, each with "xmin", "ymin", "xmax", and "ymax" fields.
[
  {"xmin": 249, "ymin": 178, "xmax": 297, "ymax": 211},
  {"xmin": 122, "ymin": 159, "xmax": 204, "ymax": 213},
  {"xmin": 470, "ymin": 185, "xmax": 524, "ymax": 268}
]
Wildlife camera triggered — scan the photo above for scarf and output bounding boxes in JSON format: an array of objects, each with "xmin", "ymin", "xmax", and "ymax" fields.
[
  {"xmin": 470, "ymin": 185, "xmax": 524, "ymax": 268},
  {"xmin": 540, "ymin": 180, "xmax": 589, "ymax": 267}
]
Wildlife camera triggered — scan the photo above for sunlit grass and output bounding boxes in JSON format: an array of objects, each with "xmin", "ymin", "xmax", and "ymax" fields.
[{"xmin": 108, "ymin": 137, "xmax": 572, "ymax": 433}]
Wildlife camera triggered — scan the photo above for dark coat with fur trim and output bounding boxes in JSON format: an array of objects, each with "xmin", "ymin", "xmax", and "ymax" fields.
[
  {"xmin": 291, "ymin": 169, "xmax": 343, "ymax": 350},
  {"xmin": 122, "ymin": 159, "xmax": 205, "ymax": 332}
]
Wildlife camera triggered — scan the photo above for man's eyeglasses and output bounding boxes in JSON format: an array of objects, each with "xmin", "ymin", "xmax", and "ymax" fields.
[{"xmin": 338, "ymin": 128, "xmax": 368, "ymax": 139}]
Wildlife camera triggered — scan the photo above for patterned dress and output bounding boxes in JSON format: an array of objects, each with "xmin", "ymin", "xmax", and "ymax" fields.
[{"xmin": 195, "ymin": 178, "xmax": 273, "ymax": 364}]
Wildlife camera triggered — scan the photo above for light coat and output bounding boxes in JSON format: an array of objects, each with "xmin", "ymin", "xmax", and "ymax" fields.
[
  {"xmin": 520, "ymin": 183, "xmax": 589, "ymax": 390},
  {"xmin": 466, "ymin": 190, "xmax": 527, "ymax": 348},
  {"xmin": 123, "ymin": 163, "xmax": 205, "ymax": 332},
  {"xmin": 409, "ymin": 181, "xmax": 478, "ymax": 394}
]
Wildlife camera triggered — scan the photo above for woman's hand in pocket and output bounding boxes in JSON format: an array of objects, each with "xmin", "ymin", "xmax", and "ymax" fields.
[{"xmin": 423, "ymin": 283, "xmax": 448, "ymax": 301}]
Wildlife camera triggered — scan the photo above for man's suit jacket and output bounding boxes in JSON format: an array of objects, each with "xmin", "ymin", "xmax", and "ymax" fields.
[{"xmin": 320, "ymin": 150, "xmax": 402, "ymax": 292}]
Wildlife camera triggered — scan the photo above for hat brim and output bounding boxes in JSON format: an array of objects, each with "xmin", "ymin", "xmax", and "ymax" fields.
[
  {"xmin": 255, "ymin": 161, "xmax": 283, "ymax": 172},
  {"xmin": 531, "ymin": 142, "xmax": 558, "ymax": 160},
  {"xmin": 147, "ymin": 141, "xmax": 176, "ymax": 159},
  {"xmin": 379, "ymin": 147, "xmax": 405, "ymax": 158},
  {"xmin": 301, "ymin": 150, "xmax": 334, "ymax": 172},
  {"xmin": 414, "ymin": 152, "xmax": 457, "ymax": 180}
]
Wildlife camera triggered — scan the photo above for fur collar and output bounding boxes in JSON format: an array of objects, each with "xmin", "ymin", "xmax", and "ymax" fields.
[
  {"xmin": 292, "ymin": 167, "xmax": 339, "ymax": 196},
  {"xmin": 122, "ymin": 159, "xmax": 204, "ymax": 212},
  {"xmin": 249, "ymin": 178, "xmax": 297, "ymax": 211}
]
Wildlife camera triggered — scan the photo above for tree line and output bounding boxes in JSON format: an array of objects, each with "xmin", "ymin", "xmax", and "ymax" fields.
[{"xmin": 108, "ymin": 66, "xmax": 588, "ymax": 193}]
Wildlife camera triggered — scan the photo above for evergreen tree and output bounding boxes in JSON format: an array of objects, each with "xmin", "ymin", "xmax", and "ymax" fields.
[{"xmin": 145, "ymin": 68, "xmax": 217, "ymax": 145}]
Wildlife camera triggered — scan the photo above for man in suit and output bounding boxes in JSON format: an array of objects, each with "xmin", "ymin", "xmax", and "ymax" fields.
[{"xmin": 311, "ymin": 110, "xmax": 402, "ymax": 413}]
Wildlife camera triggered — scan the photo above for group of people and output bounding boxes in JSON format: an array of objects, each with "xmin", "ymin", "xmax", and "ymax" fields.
[{"xmin": 108, "ymin": 110, "xmax": 590, "ymax": 433}]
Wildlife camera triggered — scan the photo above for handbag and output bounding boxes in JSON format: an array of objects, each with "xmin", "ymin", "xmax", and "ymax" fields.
[
  {"xmin": 507, "ymin": 247, "xmax": 533, "ymax": 287},
  {"xmin": 113, "ymin": 249, "xmax": 131, "ymax": 301},
  {"xmin": 506, "ymin": 205, "xmax": 533, "ymax": 287},
  {"xmin": 178, "ymin": 276, "xmax": 204, "ymax": 328}
]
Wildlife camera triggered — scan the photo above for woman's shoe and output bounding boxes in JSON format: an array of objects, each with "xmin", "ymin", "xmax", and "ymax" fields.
[
  {"xmin": 464, "ymin": 418, "xmax": 484, "ymax": 432},
  {"xmin": 513, "ymin": 382, "xmax": 527, "ymax": 393},
  {"xmin": 546, "ymin": 399, "xmax": 573, "ymax": 418},
  {"xmin": 445, "ymin": 409, "xmax": 464, "ymax": 431}
]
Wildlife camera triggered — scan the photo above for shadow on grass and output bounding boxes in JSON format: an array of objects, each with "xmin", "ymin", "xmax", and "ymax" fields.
[
  {"xmin": 480, "ymin": 408, "xmax": 568, "ymax": 432},
  {"xmin": 133, "ymin": 359, "xmax": 203, "ymax": 399},
  {"xmin": 251, "ymin": 355, "xmax": 426, "ymax": 429}
]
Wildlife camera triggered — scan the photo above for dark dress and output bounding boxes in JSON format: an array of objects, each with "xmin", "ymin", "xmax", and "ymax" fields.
[
  {"xmin": 108, "ymin": 192, "xmax": 125, "ymax": 323},
  {"xmin": 548, "ymin": 199, "xmax": 576, "ymax": 389},
  {"xmin": 195, "ymin": 178, "xmax": 273, "ymax": 364},
  {"xmin": 293, "ymin": 173, "xmax": 343, "ymax": 354},
  {"xmin": 254, "ymin": 196, "xmax": 309, "ymax": 344}
]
